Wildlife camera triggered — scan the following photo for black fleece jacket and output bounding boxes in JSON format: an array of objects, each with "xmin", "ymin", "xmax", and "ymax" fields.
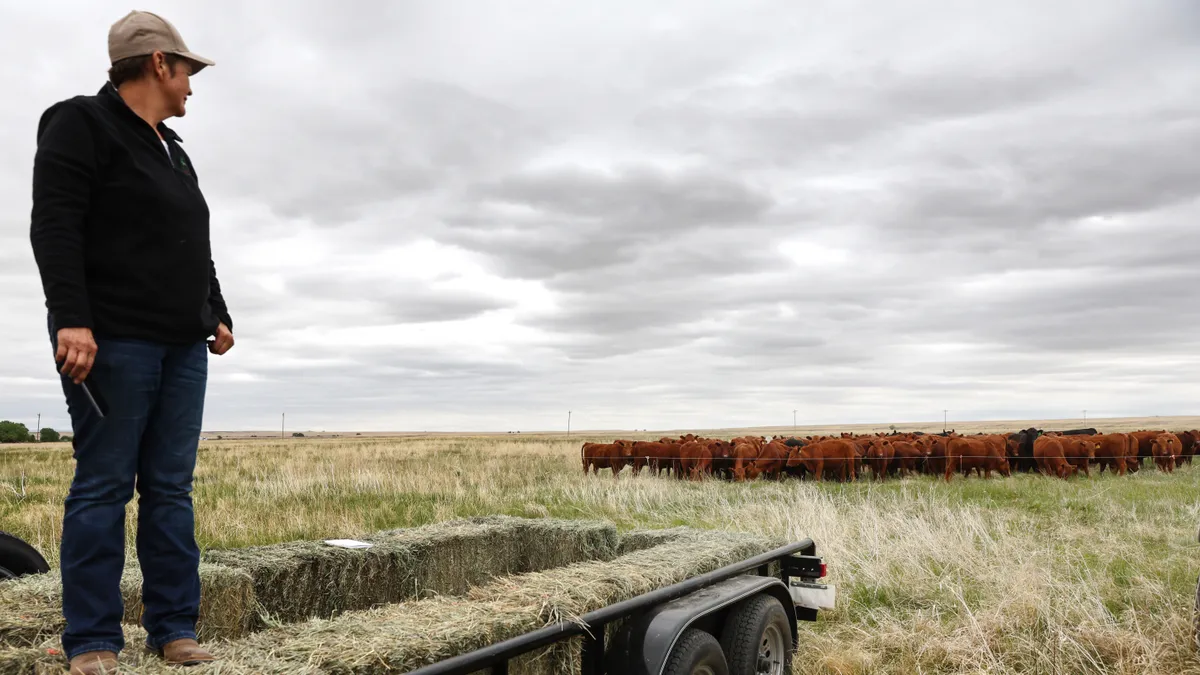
[{"xmin": 30, "ymin": 82, "xmax": 231, "ymax": 344}]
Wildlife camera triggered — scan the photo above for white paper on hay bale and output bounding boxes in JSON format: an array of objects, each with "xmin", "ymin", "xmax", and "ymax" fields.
[{"xmin": 323, "ymin": 539, "xmax": 373, "ymax": 549}]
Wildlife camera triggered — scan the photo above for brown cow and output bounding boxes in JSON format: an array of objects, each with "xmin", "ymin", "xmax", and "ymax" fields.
[
  {"xmin": 922, "ymin": 435, "xmax": 949, "ymax": 476},
  {"xmin": 731, "ymin": 442, "xmax": 762, "ymax": 482},
  {"xmin": 747, "ymin": 440, "xmax": 790, "ymax": 481},
  {"xmin": 628, "ymin": 441, "xmax": 672, "ymax": 477},
  {"xmin": 1152, "ymin": 433, "xmax": 1180, "ymax": 473},
  {"xmin": 1176, "ymin": 430, "xmax": 1199, "ymax": 466},
  {"xmin": 581, "ymin": 441, "xmax": 623, "ymax": 477},
  {"xmin": 1034, "ymin": 436, "xmax": 1075, "ymax": 479},
  {"xmin": 887, "ymin": 440, "xmax": 925, "ymax": 477},
  {"xmin": 1129, "ymin": 430, "xmax": 1164, "ymax": 466},
  {"xmin": 678, "ymin": 441, "xmax": 712, "ymax": 480},
  {"xmin": 1058, "ymin": 436, "xmax": 1096, "ymax": 478},
  {"xmin": 1092, "ymin": 433, "xmax": 1129, "ymax": 476},
  {"xmin": 785, "ymin": 439, "xmax": 857, "ymax": 482},
  {"xmin": 864, "ymin": 439, "xmax": 893, "ymax": 481},
  {"xmin": 707, "ymin": 439, "xmax": 736, "ymax": 479},
  {"xmin": 945, "ymin": 436, "xmax": 1009, "ymax": 481}
]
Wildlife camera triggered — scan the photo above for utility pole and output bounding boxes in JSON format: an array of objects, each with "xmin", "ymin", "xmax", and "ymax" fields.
[
  {"xmin": 36, "ymin": 414, "xmax": 40, "ymax": 442},
  {"xmin": 1083, "ymin": 409, "xmax": 1087, "ymax": 425},
  {"xmin": 792, "ymin": 409, "xmax": 797, "ymax": 431},
  {"xmin": 281, "ymin": 412, "xmax": 285, "ymax": 439},
  {"xmin": 943, "ymin": 409, "xmax": 947, "ymax": 432},
  {"xmin": 567, "ymin": 411, "xmax": 571, "ymax": 437}
]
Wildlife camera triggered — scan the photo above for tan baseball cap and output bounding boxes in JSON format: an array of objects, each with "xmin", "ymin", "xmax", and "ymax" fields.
[{"xmin": 108, "ymin": 10, "xmax": 214, "ymax": 73}]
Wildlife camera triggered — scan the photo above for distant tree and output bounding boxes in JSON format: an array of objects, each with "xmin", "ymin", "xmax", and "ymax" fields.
[
  {"xmin": 292, "ymin": 432, "xmax": 305, "ymax": 437},
  {"xmin": 0, "ymin": 421, "xmax": 31, "ymax": 443},
  {"xmin": 39, "ymin": 428, "xmax": 60, "ymax": 443}
]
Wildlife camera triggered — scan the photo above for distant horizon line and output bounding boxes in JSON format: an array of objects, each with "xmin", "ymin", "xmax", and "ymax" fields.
[{"xmin": 197, "ymin": 413, "xmax": 1195, "ymax": 436}]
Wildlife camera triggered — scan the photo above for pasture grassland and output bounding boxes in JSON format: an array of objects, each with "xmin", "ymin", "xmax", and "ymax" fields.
[{"xmin": 2, "ymin": 432, "xmax": 1200, "ymax": 674}]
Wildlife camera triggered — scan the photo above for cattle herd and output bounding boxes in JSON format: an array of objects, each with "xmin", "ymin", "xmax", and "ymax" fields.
[{"xmin": 580, "ymin": 428, "xmax": 1200, "ymax": 482}]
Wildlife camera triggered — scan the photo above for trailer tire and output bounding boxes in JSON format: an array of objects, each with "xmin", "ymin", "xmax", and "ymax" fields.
[
  {"xmin": 0, "ymin": 531, "xmax": 50, "ymax": 579},
  {"xmin": 664, "ymin": 628, "xmax": 728, "ymax": 675},
  {"xmin": 719, "ymin": 593, "xmax": 793, "ymax": 675}
]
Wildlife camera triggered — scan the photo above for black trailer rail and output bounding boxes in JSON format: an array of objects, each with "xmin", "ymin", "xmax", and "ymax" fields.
[{"xmin": 408, "ymin": 539, "xmax": 826, "ymax": 675}]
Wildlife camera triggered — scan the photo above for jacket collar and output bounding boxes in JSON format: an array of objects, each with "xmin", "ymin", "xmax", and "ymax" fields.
[{"xmin": 97, "ymin": 82, "xmax": 183, "ymax": 142}]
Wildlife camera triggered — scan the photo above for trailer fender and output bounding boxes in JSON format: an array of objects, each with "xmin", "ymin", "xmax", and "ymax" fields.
[
  {"xmin": 605, "ymin": 574, "xmax": 797, "ymax": 675},
  {"xmin": 0, "ymin": 531, "xmax": 50, "ymax": 580}
]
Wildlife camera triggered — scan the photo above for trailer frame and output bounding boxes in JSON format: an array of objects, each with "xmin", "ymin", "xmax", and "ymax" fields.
[{"xmin": 406, "ymin": 538, "xmax": 830, "ymax": 675}]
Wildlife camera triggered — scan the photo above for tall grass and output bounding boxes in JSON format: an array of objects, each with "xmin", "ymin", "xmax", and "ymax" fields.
[{"xmin": 2, "ymin": 435, "xmax": 1199, "ymax": 674}]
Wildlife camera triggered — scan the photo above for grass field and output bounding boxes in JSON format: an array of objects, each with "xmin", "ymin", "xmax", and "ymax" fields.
[{"xmin": 2, "ymin": 424, "xmax": 1200, "ymax": 674}]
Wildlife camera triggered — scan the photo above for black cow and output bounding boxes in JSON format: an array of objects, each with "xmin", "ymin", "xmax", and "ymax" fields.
[{"xmin": 1007, "ymin": 427, "xmax": 1042, "ymax": 472}]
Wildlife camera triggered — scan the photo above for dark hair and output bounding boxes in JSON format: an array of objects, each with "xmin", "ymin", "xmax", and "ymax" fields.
[{"xmin": 108, "ymin": 53, "xmax": 186, "ymax": 87}]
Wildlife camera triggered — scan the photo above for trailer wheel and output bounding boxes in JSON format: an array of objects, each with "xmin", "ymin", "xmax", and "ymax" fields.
[
  {"xmin": 664, "ymin": 628, "xmax": 729, "ymax": 675},
  {"xmin": 719, "ymin": 594, "xmax": 793, "ymax": 675},
  {"xmin": 0, "ymin": 531, "xmax": 50, "ymax": 579}
]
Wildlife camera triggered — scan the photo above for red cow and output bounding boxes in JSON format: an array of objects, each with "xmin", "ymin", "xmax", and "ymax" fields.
[
  {"xmin": 945, "ymin": 436, "xmax": 1009, "ymax": 481},
  {"xmin": 1034, "ymin": 436, "xmax": 1075, "ymax": 479},
  {"xmin": 581, "ymin": 442, "xmax": 622, "ymax": 477},
  {"xmin": 887, "ymin": 440, "xmax": 925, "ymax": 477},
  {"xmin": 1058, "ymin": 436, "xmax": 1096, "ymax": 478},
  {"xmin": 731, "ymin": 442, "xmax": 762, "ymax": 482},
  {"xmin": 678, "ymin": 441, "xmax": 713, "ymax": 480},
  {"xmin": 1092, "ymin": 433, "xmax": 1129, "ymax": 476},
  {"xmin": 1152, "ymin": 433, "xmax": 1180, "ymax": 473},
  {"xmin": 1176, "ymin": 430, "xmax": 1199, "ymax": 466},
  {"xmin": 785, "ymin": 439, "xmax": 857, "ymax": 482},
  {"xmin": 864, "ymin": 439, "xmax": 894, "ymax": 481},
  {"xmin": 746, "ymin": 440, "xmax": 790, "ymax": 481}
]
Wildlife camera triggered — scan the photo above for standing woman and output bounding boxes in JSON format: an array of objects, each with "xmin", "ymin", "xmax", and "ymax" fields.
[{"xmin": 29, "ymin": 10, "xmax": 233, "ymax": 674}]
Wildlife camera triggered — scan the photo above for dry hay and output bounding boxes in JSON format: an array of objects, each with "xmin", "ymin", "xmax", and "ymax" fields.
[
  {"xmin": 0, "ymin": 646, "xmax": 46, "ymax": 675},
  {"xmin": 0, "ymin": 562, "xmax": 254, "ymax": 649},
  {"xmin": 615, "ymin": 525, "xmax": 699, "ymax": 555},
  {"xmin": 217, "ymin": 527, "xmax": 783, "ymax": 674},
  {"xmin": 12, "ymin": 526, "xmax": 785, "ymax": 674},
  {"xmin": 200, "ymin": 515, "xmax": 618, "ymax": 628},
  {"xmin": 120, "ymin": 563, "xmax": 257, "ymax": 641}
]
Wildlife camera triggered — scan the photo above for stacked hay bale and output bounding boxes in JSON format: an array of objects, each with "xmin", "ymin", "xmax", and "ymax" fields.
[
  {"xmin": 201, "ymin": 515, "xmax": 619, "ymax": 627},
  {"xmin": 0, "ymin": 646, "xmax": 45, "ymax": 674},
  {"xmin": 8, "ymin": 522, "xmax": 789, "ymax": 675},
  {"xmin": 614, "ymin": 525, "xmax": 697, "ymax": 554},
  {"xmin": 0, "ymin": 562, "xmax": 254, "ymax": 647},
  {"xmin": 171, "ymin": 527, "xmax": 782, "ymax": 674}
]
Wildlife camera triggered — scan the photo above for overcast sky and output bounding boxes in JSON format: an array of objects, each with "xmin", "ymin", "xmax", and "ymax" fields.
[{"xmin": 2, "ymin": 1, "xmax": 1199, "ymax": 433}]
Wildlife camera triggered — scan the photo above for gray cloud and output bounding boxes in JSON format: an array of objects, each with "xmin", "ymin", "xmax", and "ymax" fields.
[{"xmin": 2, "ymin": 0, "xmax": 1199, "ymax": 432}]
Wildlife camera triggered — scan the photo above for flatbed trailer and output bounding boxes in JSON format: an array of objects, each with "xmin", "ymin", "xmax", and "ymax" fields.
[
  {"xmin": 407, "ymin": 539, "xmax": 834, "ymax": 675},
  {"xmin": 0, "ymin": 531, "xmax": 834, "ymax": 675}
]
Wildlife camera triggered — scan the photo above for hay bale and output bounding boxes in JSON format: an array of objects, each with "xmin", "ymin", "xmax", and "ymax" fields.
[
  {"xmin": 0, "ymin": 563, "xmax": 255, "ymax": 648},
  {"xmin": 371, "ymin": 516, "xmax": 620, "ymax": 596},
  {"xmin": 616, "ymin": 526, "xmax": 697, "ymax": 555},
  {"xmin": 202, "ymin": 516, "xmax": 618, "ymax": 627},
  {"xmin": 0, "ymin": 574, "xmax": 63, "ymax": 648},
  {"xmin": 0, "ymin": 645, "xmax": 48, "ymax": 674},
  {"xmin": 208, "ymin": 528, "xmax": 786, "ymax": 675},
  {"xmin": 121, "ymin": 563, "xmax": 257, "ymax": 641}
]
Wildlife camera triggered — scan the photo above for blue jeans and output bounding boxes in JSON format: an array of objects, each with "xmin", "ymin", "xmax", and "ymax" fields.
[{"xmin": 48, "ymin": 314, "xmax": 207, "ymax": 660}]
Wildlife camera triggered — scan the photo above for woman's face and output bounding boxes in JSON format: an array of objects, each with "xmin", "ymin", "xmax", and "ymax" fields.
[{"xmin": 156, "ymin": 53, "xmax": 194, "ymax": 118}]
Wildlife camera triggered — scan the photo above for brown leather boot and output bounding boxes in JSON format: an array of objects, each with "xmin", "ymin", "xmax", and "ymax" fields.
[
  {"xmin": 160, "ymin": 638, "xmax": 216, "ymax": 666},
  {"xmin": 68, "ymin": 650, "xmax": 118, "ymax": 675}
]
